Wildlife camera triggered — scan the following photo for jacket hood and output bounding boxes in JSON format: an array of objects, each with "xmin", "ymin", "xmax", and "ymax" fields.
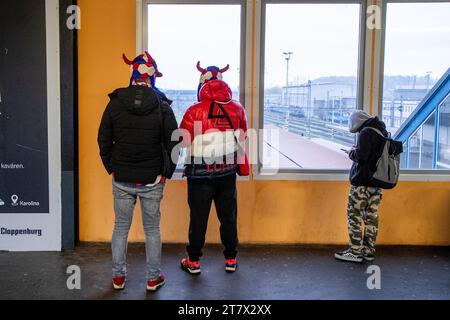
[
  {"xmin": 348, "ymin": 110, "xmax": 373, "ymax": 133},
  {"xmin": 109, "ymin": 86, "xmax": 160, "ymax": 115},
  {"xmin": 199, "ymin": 80, "xmax": 233, "ymax": 103},
  {"xmin": 360, "ymin": 116, "xmax": 388, "ymax": 135}
]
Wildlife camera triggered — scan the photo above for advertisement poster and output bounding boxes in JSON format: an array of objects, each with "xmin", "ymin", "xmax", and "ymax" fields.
[
  {"xmin": 0, "ymin": 0, "xmax": 61, "ymax": 251},
  {"xmin": 0, "ymin": 0, "xmax": 49, "ymax": 214}
]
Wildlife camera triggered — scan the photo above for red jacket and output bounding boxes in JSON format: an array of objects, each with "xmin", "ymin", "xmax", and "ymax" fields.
[{"xmin": 180, "ymin": 80, "xmax": 248, "ymax": 178}]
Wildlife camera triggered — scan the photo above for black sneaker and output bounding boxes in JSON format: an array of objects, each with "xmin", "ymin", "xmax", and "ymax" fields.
[{"xmin": 335, "ymin": 248, "xmax": 363, "ymax": 263}]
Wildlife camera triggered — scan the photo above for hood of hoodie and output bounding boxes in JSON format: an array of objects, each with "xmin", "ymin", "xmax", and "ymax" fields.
[
  {"xmin": 199, "ymin": 80, "xmax": 233, "ymax": 103},
  {"xmin": 349, "ymin": 110, "xmax": 373, "ymax": 133},
  {"xmin": 109, "ymin": 86, "xmax": 160, "ymax": 115},
  {"xmin": 359, "ymin": 116, "xmax": 388, "ymax": 135}
]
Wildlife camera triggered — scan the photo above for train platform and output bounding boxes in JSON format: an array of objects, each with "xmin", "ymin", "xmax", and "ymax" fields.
[{"xmin": 263, "ymin": 125, "xmax": 353, "ymax": 169}]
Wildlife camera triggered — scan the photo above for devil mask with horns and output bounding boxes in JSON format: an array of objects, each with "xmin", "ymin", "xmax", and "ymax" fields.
[
  {"xmin": 196, "ymin": 61, "xmax": 230, "ymax": 101},
  {"xmin": 122, "ymin": 51, "xmax": 163, "ymax": 88}
]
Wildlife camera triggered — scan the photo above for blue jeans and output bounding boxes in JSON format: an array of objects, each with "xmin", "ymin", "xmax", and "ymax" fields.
[{"xmin": 112, "ymin": 179, "xmax": 164, "ymax": 281}]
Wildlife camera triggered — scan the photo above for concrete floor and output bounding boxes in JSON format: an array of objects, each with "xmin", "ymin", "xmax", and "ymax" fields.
[{"xmin": 0, "ymin": 243, "xmax": 449, "ymax": 300}]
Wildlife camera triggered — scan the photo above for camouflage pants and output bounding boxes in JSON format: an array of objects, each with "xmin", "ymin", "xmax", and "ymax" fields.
[{"xmin": 347, "ymin": 186, "xmax": 383, "ymax": 255}]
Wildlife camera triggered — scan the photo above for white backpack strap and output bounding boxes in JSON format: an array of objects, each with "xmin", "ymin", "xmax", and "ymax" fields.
[{"xmin": 365, "ymin": 127, "xmax": 387, "ymax": 139}]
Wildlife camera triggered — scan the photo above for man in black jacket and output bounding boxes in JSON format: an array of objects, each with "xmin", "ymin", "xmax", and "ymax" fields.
[
  {"xmin": 98, "ymin": 52, "xmax": 179, "ymax": 291},
  {"xmin": 335, "ymin": 110, "xmax": 388, "ymax": 263}
]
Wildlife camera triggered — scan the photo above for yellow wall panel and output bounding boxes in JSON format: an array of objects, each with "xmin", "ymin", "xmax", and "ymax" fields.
[{"xmin": 78, "ymin": 0, "xmax": 450, "ymax": 245}]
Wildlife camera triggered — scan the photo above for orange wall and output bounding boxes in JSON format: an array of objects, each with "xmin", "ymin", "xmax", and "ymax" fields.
[{"xmin": 78, "ymin": 0, "xmax": 450, "ymax": 245}]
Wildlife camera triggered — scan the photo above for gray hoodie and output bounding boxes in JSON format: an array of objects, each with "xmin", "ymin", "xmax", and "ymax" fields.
[{"xmin": 348, "ymin": 110, "xmax": 374, "ymax": 133}]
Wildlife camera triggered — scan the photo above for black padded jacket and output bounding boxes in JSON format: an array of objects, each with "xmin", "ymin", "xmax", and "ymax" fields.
[{"xmin": 98, "ymin": 86, "xmax": 179, "ymax": 183}]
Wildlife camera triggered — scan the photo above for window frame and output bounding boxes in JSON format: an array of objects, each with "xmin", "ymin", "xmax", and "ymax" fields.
[
  {"xmin": 140, "ymin": 0, "xmax": 247, "ymax": 106},
  {"xmin": 139, "ymin": 0, "xmax": 247, "ymax": 178},
  {"xmin": 378, "ymin": 0, "xmax": 450, "ymax": 179}
]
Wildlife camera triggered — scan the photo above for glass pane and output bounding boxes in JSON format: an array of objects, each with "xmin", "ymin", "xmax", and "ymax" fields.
[
  {"xmin": 408, "ymin": 128, "xmax": 422, "ymax": 169},
  {"xmin": 420, "ymin": 112, "xmax": 435, "ymax": 169},
  {"xmin": 262, "ymin": 4, "xmax": 361, "ymax": 170},
  {"xmin": 147, "ymin": 4, "xmax": 242, "ymax": 168},
  {"xmin": 400, "ymin": 143, "xmax": 407, "ymax": 169},
  {"xmin": 382, "ymin": 3, "xmax": 450, "ymax": 135},
  {"xmin": 147, "ymin": 4, "xmax": 241, "ymax": 123},
  {"xmin": 437, "ymin": 96, "xmax": 450, "ymax": 169}
]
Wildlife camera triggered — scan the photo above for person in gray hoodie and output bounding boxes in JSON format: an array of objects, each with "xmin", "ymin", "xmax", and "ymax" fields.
[{"xmin": 335, "ymin": 110, "xmax": 388, "ymax": 263}]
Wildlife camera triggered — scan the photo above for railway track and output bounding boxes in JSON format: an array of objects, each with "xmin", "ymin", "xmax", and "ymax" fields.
[{"xmin": 264, "ymin": 112, "xmax": 355, "ymax": 146}]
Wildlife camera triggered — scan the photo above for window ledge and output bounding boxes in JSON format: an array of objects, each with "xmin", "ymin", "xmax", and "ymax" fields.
[
  {"xmin": 253, "ymin": 170, "xmax": 450, "ymax": 182},
  {"xmin": 254, "ymin": 171, "xmax": 350, "ymax": 181}
]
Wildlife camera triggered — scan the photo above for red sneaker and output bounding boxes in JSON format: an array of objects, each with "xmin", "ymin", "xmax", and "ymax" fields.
[
  {"xmin": 147, "ymin": 274, "xmax": 166, "ymax": 292},
  {"xmin": 225, "ymin": 259, "xmax": 238, "ymax": 273},
  {"xmin": 180, "ymin": 258, "xmax": 201, "ymax": 275},
  {"xmin": 112, "ymin": 276, "xmax": 126, "ymax": 290}
]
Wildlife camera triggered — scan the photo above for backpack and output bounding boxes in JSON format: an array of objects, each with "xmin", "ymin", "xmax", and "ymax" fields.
[{"xmin": 366, "ymin": 127, "xmax": 403, "ymax": 190}]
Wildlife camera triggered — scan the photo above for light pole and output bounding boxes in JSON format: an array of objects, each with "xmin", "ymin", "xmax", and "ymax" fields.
[
  {"xmin": 283, "ymin": 52, "xmax": 293, "ymax": 128},
  {"xmin": 426, "ymin": 71, "xmax": 432, "ymax": 90},
  {"xmin": 283, "ymin": 52, "xmax": 293, "ymax": 89}
]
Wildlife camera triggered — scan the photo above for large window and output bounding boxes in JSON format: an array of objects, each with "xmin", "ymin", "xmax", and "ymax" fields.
[
  {"xmin": 382, "ymin": 2, "xmax": 450, "ymax": 171},
  {"xmin": 261, "ymin": 3, "xmax": 362, "ymax": 171},
  {"xmin": 145, "ymin": 2, "xmax": 243, "ymax": 123},
  {"xmin": 144, "ymin": 1, "xmax": 243, "ymax": 169}
]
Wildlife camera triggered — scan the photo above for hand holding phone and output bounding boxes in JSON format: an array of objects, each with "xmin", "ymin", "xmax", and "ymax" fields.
[{"xmin": 341, "ymin": 148, "xmax": 350, "ymax": 154}]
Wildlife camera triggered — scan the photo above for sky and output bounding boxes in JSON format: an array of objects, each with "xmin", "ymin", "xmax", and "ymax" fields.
[
  {"xmin": 384, "ymin": 3, "xmax": 450, "ymax": 79},
  {"xmin": 147, "ymin": 4, "xmax": 241, "ymax": 91},
  {"xmin": 147, "ymin": 3, "xmax": 450, "ymax": 90},
  {"xmin": 264, "ymin": 4, "xmax": 360, "ymax": 87}
]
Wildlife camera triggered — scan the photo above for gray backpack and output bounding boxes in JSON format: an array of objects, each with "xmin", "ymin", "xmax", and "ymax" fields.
[{"xmin": 366, "ymin": 127, "xmax": 403, "ymax": 190}]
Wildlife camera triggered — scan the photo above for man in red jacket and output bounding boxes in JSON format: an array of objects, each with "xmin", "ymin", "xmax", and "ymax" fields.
[{"xmin": 179, "ymin": 62, "xmax": 248, "ymax": 275}]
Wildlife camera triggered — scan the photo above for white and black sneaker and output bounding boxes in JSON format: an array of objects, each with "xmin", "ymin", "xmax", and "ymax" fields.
[
  {"xmin": 335, "ymin": 248, "xmax": 363, "ymax": 263},
  {"xmin": 362, "ymin": 249, "xmax": 376, "ymax": 262}
]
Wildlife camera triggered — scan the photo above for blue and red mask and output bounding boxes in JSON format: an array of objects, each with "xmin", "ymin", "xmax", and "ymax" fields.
[
  {"xmin": 196, "ymin": 61, "xmax": 230, "ymax": 101},
  {"xmin": 122, "ymin": 51, "xmax": 163, "ymax": 87}
]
